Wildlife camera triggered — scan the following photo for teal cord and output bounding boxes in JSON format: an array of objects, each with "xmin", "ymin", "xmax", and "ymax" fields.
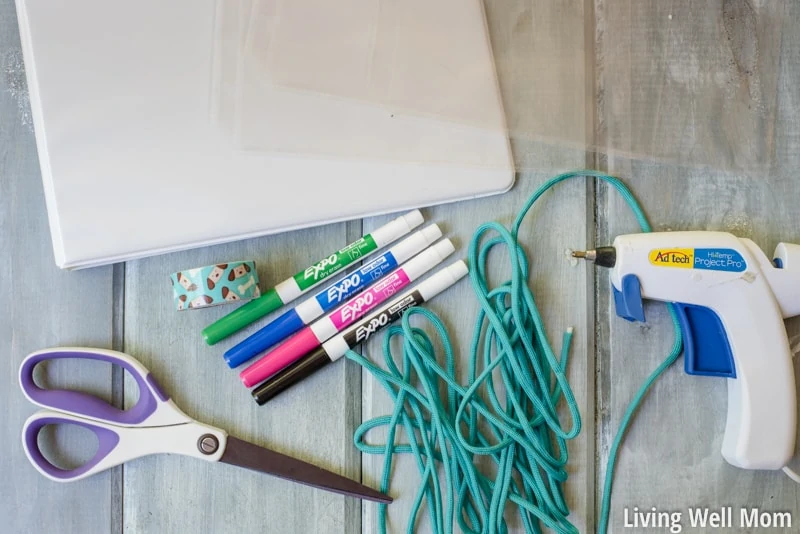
[{"xmin": 346, "ymin": 171, "xmax": 683, "ymax": 533}]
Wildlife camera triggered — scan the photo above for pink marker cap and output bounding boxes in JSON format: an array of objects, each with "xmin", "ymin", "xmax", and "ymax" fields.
[{"xmin": 240, "ymin": 327, "xmax": 321, "ymax": 387}]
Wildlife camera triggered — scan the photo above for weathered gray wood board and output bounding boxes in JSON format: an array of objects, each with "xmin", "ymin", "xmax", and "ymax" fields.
[
  {"xmin": 597, "ymin": 1, "xmax": 800, "ymax": 532},
  {"xmin": 0, "ymin": 3, "xmax": 116, "ymax": 532},
  {"xmin": 122, "ymin": 222, "xmax": 361, "ymax": 534},
  {"xmin": 5, "ymin": 0, "xmax": 800, "ymax": 531},
  {"xmin": 597, "ymin": 0, "xmax": 783, "ymax": 171}
]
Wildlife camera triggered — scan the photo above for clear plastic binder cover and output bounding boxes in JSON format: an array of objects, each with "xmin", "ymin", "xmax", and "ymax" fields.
[
  {"xmin": 211, "ymin": 0, "xmax": 782, "ymax": 171},
  {"xmin": 232, "ymin": 0, "xmax": 511, "ymax": 171},
  {"xmin": 210, "ymin": 0, "xmax": 253, "ymax": 140}
]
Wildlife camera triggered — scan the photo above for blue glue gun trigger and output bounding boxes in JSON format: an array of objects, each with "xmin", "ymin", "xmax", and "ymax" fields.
[
  {"xmin": 613, "ymin": 274, "xmax": 646, "ymax": 322},
  {"xmin": 675, "ymin": 304, "xmax": 736, "ymax": 378},
  {"xmin": 612, "ymin": 273, "xmax": 736, "ymax": 377}
]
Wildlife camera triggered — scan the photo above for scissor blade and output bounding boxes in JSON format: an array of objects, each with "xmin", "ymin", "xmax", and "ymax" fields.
[{"xmin": 219, "ymin": 436, "xmax": 392, "ymax": 504}]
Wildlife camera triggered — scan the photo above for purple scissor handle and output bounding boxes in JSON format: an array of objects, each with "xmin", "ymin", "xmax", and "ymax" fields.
[
  {"xmin": 19, "ymin": 348, "xmax": 226, "ymax": 482},
  {"xmin": 19, "ymin": 348, "xmax": 391, "ymax": 503}
]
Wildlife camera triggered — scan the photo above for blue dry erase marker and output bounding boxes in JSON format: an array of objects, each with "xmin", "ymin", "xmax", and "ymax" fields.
[{"xmin": 223, "ymin": 224, "xmax": 442, "ymax": 367}]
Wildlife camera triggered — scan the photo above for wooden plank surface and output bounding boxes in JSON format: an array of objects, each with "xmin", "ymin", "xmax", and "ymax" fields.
[
  {"xmin": 597, "ymin": 0, "xmax": 784, "ymax": 171},
  {"xmin": 0, "ymin": 1, "xmax": 117, "ymax": 531},
  {"xmin": 122, "ymin": 223, "xmax": 361, "ymax": 534},
  {"xmin": 6, "ymin": 0, "xmax": 800, "ymax": 531},
  {"xmin": 596, "ymin": 1, "xmax": 800, "ymax": 532},
  {"xmin": 360, "ymin": 0, "xmax": 596, "ymax": 530}
]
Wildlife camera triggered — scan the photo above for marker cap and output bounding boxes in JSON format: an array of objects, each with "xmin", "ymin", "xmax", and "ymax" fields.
[
  {"xmin": 420, "ymin": 223, "xmax": 442, "ymax": 243},
  {"xmin": 202, "ymin": 288, "xmax": 284, "ymax": 345},
  {"xmin": 418, "ymin": 260, "xmax": 468, "ymax": 300},
  {"xmin": 386, "ymin": 224, "xmax": 442, "ymax": 265},
  {"xmin": 400, "ymin": 239, "xmax": 455, "ymax": 280},
  {"xmin": 223, "ymin": 308, "xmax": 306, "ymax": 368},
  {"xmin": 402, "ymin": 209, "xmax": 424, "ymax": 230},
  {"xmin": 370, "ymin": 209, "xmax": 424, "ymax": 246},
  {"xmin": 252, "ymin": 346, "xmax": 332, "ymax": 405}
]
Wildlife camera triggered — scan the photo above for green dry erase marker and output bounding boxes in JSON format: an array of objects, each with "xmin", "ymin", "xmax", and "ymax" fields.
[{"xmin": 202, "ymin": 210, "xmax": 424, "ymax": 344}]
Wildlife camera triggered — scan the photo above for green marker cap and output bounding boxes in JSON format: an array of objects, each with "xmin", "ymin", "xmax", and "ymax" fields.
[{"xmin": 202, "ymin": 288, "xmax": 284, "ymax": 345}]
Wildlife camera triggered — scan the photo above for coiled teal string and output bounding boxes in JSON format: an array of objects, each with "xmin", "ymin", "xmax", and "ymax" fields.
[{"xmin": 346, "ymin": 171, "xmax": 683, "ymax": 533}]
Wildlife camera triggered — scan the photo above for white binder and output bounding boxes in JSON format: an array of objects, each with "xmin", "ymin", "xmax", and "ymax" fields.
[{"xmin": 16, "ymin": 0, "xmax": 513, "ymax": 269}]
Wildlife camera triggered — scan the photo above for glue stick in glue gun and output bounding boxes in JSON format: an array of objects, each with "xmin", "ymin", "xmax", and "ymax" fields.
[{"xmin": 574, "ymin": 231, "xmax": 800, "ymax": 471}]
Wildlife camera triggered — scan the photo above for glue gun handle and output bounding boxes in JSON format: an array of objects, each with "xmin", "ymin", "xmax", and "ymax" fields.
[{"xmin": 716, "ymin": 294, "xmax": 796, "ymax": 470}]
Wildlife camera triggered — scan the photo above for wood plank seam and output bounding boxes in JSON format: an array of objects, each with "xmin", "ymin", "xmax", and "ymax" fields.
[
  {"xmin": 111, "ymin": 262, "xmax": 125, "ymax": 534},
  {"xmin": 344, "ymin": 218, "xmax": 365, "ymax": 534},
  {"xmin": 583, "ymin": 0, "xmax": 600, "ymax": 528}
]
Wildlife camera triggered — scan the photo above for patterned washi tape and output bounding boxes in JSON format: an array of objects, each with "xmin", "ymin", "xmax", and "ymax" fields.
[{"xmin": 170, "ymin": 261, "xmax": 261, "ymax": 310}]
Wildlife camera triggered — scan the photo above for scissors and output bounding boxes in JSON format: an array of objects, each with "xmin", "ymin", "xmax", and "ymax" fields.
[{"xmin": 19, "ymin": 347, "xmax": 391, "ymax": 504}]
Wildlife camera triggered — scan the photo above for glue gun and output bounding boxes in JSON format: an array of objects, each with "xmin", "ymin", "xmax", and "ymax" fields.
[{"xmin": 574, "ymin": 231, "xmax": 800, "ymax": 470}]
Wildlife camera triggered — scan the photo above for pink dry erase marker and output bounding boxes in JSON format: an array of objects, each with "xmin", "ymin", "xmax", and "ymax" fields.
[{"xmin": 240, "ymin": 239, "xmax": 455, "ymax": 387}]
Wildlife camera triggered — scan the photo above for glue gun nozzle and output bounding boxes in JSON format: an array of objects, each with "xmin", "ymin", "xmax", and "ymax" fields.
[
  {"xmin": 572, "ymin": 250, "xmax": 596, "ymax": 261},
  {"xmin": 572, "ymin": 247, "xmax": 616, "ymax": 268}
]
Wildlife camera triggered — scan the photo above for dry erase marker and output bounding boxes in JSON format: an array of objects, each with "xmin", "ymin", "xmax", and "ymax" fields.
[
  {"xmin": 251, "ymin": 260, "xmax": 469, "ymax": 404},
  {"xmin": 223, "ymin": 224, "xmax": 442, "ymax": 368},
  {"xmin": 240, "ymin": 239, "xmax": 455, "ymax": 387},
  {"xmin": 202, "ymin": 210, "xmax": 424, "ymax": 345}
]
